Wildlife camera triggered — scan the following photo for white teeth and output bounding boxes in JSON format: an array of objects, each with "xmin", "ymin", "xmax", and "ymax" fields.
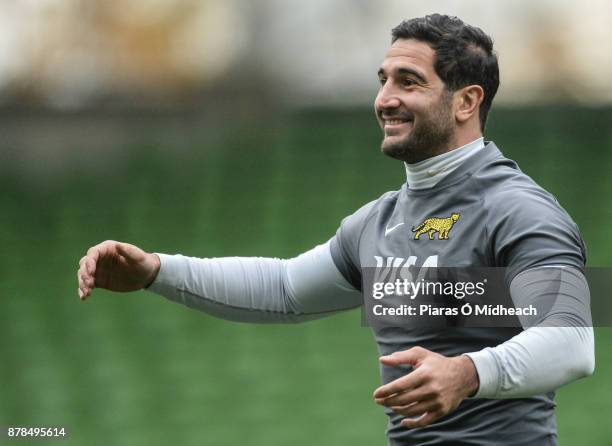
[{"xmin": 385, "ymin": 119, "xmax": 409, "ymax": 125}]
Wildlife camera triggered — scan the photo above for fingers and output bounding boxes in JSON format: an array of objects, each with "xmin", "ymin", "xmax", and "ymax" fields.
[
  {"xmin": 374, "ymin": 347, "xmax": 434, "ymax": 399},
  {"xmin": 375, "ymin": 386, "xmax": 432, "ymax": 407},
  {"xmin": 79, "ymin": 255, "xmax": 96, "ymax": 276},
  {"xmin": 86, "ymin": 241, "xmax": 108, "ymax": 262},
  {"xmin": 400, "ymin": 411, "xmax": 441, "ymax": 429},
  {"xmin": 373, "ymin": 369, "xmax": 426, "ymax": 399},
  {"xmin": 78, "ymin": 257, "xmax": 92, "ymax": 300},
  {"xmin": 77, "ymin": 273, "xmax": 90, "ymax": 300},
  {"xmin": 77, "ymin": 240, "xmax": 116, "ymax": 300},
  {"xmin": 375, "ymin": 383, "xmax": 446, "ymax": 429},
  {"xmin": 379, "ymin": 346, "xmax": 430, "ymax": 366},
  {"xmin": 392, "ymin": 400, "xmax": 438, "ymax": 419},
  {"xmin": 77, "ymin": 259, "xmax": 96, "ymax": 300}
]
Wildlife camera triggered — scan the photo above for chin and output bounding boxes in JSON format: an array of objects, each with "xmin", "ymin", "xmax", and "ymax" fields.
[{"xmin": 381, "ymin": 137, "xmax": 412, "ymax": 161}]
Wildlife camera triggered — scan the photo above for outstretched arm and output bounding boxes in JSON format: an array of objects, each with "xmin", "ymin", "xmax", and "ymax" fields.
[
  {"xmin": 77, "ymin": 240, "xmax": 362, "ymax": 323},
  {"xmin": 146, "ymin": 241, "xmax": 362, "ymax": 322}
]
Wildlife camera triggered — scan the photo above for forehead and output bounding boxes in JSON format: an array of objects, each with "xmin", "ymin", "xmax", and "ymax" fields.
[{"xmin": 380, "ymin": 38, "xmax": 437, "ymax": 77}]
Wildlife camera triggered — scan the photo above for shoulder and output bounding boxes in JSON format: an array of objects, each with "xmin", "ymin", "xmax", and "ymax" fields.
[
  {"xmin": 471, "ymin": 149, "xmax": 585, "ymax": 271},
  {"xmin": 476, "ymin": 153, "xmax": 576, "ymax": 228},
  {"xmin": 339, "ymin": 189, "xmax": 401, "ymax": 233},
  {"xmin": 461, "ymin": 143, "xmax": 570, "ymax": 220}
]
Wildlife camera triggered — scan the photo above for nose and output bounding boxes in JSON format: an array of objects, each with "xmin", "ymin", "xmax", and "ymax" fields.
[{"xmin": 375, "ymin": 83, "xmax": 401, "ymax": 112}]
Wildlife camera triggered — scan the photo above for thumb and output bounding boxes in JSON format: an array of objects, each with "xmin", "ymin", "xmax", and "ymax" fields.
[
  {"xmin": 379, "ymin": 346, "xmax": 429, "ymax": 366},
  {"xmin": 115, "ymin": 242, "xmax": 144, "ymax": 263}
]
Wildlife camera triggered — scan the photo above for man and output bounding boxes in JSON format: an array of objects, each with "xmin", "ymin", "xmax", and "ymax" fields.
[{"xmin": 77, "ymin": 14, "xmax": 594, "ymax": 445}]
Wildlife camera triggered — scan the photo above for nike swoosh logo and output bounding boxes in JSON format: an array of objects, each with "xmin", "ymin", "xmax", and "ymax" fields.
[{"xmin": 385, "ymin": 222, "xmax": 404, "ymax": 237}]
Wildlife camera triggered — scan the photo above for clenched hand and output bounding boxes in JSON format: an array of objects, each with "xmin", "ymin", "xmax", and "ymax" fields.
[
  {"xmin": 373, "ymin": 346, "xmax": 479, "ymax": 429},
  {"xmin": 77, "ymin": 240, "xmax": 161, "ymax": 300}
]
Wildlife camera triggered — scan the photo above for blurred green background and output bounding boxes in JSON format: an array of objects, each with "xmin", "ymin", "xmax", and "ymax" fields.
[{"xmin": 1, "ymin": 106, "xmax": 611, "ymax": 445}]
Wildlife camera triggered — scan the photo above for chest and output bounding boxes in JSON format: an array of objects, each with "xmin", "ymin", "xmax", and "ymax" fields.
[{"xmin": 359, "ymin": 193, "xmax": 491, "ymax": 268}]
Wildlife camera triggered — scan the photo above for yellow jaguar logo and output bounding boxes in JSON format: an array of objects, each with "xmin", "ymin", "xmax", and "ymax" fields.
[{"xmin": 412, "ymin": 213, "xmax": 460, "ymax": 240}]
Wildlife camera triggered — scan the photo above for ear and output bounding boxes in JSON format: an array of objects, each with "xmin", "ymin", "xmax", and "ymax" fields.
[{"xmin": 454, "ymin": 85, "xmax": 484, "ymax": 124}]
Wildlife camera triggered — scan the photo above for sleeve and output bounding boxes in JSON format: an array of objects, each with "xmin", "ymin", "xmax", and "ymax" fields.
[
  {"xmin": 488, "ymin": 188, "xmax": 586, "ymax": 284},
  {"xmin": 465, "ymin": 266, "xmax": 595, "ymax": 398},
  {"xmin": 329, "ymin": 199, "xmax": 380, "ymax": 291},
  {"xmin": 146, "ymin": 241, "xmax": 362, "ymax": 323}
]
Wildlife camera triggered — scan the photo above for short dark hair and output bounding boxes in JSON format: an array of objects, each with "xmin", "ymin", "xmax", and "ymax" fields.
[{"xmin": 391, "ymin": 14, "xmax": 499, "ymax": 132}]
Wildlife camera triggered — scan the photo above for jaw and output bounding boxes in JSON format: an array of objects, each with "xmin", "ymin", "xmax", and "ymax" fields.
[
  {"xmin": 381, "ymin": 121, "xmax": 414, "ymax": 149},
  {"xmin": 380, "ymin": 134, "xmax": 411, "ymax": 159}
]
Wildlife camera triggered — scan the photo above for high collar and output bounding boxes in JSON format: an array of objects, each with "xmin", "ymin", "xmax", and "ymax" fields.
[{"xmin": 404, "ymin": 137, "xmax": 485, "ymax": 190}]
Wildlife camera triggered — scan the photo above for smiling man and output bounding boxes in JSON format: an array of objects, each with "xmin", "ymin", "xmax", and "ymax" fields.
[{"xmin": 77, "ymin": 14, "xmax": 594, "ymax": 445}]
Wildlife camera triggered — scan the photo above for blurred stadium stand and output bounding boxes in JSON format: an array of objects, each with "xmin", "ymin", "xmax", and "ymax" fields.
[{"xmin": 0, "ymin": 0, "xmax": 611, "ymax": 110}]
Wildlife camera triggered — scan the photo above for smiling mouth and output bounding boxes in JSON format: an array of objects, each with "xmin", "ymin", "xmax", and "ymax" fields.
[{"xmin": 383, "ymin": 118, "xmax": 413, "ymax": 129}]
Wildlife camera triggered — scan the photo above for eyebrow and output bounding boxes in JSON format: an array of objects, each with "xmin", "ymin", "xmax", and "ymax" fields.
[{"xmin": 377, "ymin": 67, "xmax": 427, "ymax": 84}]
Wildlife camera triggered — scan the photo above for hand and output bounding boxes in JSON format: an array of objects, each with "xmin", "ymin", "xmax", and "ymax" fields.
[
  {"xmin": 77, "ymin": 240, "xmax": 161, "ymax": 300},
  {"xmin": 373, "ymin": 347, "xmax": 479, "ymax": 429}
]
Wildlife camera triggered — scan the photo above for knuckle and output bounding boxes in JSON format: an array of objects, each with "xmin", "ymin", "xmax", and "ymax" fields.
[
  {"xmin": 419, "ymin": 365, "xmax": 432, "ymax": 377},
  {"xmin": 423, "ymin": 387, "xmax": 437, "ymax": 399},
  {"xmin": 431, "ymin": 400, "xmax": 443, "ymax": 411},
  {"xmin": 429, "ymin": 382, "xmax": 442, "ymax": 395}
]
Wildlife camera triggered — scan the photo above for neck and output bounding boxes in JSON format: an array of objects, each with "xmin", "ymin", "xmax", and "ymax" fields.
[{"xmin": 404, "ymin": 137, "xmax": 485, "ymax": 190}]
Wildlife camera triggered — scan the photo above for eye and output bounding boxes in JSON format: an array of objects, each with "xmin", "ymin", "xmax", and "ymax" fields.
[
  {"xmin": 403, "ymin": 78, "xmax": 416, "ymax": 87},
  {"xmin": 378, "ymin": 77, "xmax": 387, "ymax": 86}
]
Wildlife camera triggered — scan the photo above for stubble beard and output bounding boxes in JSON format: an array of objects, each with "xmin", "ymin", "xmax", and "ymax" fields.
[{"xmin": 380, "ymin": 94, "xmax": 455, "ymax": 164}]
